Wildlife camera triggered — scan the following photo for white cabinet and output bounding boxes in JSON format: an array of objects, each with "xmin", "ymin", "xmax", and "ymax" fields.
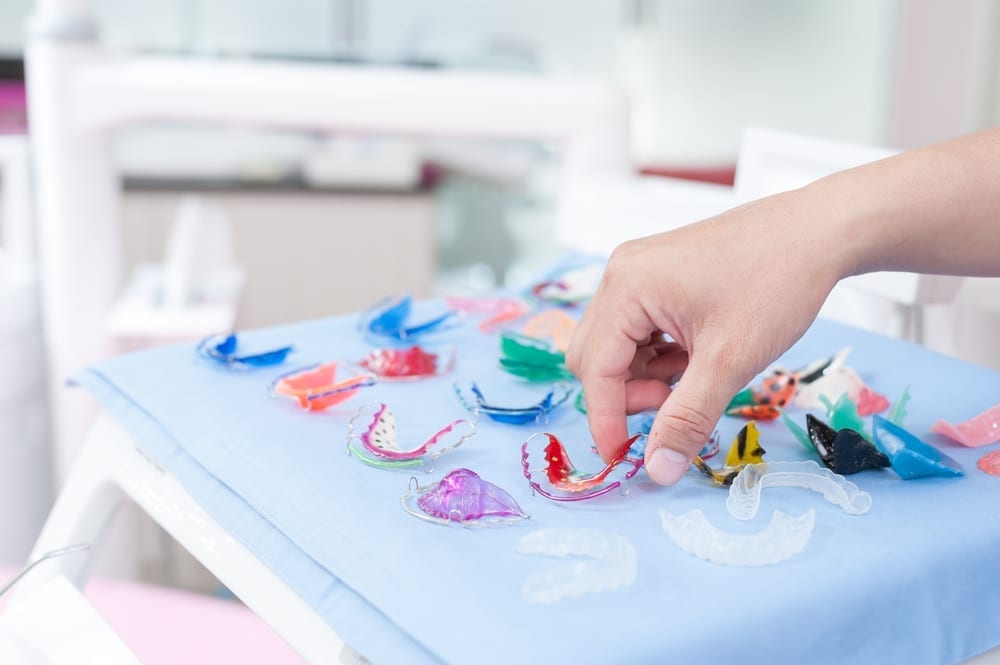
[{"xmin": 120, "ymin": 188, "xmax": 436, "ymax": 329}]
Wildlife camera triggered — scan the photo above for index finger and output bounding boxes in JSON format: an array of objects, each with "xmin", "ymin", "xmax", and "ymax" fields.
[
  {"xmin": 576, "ymin": 307, "xmax": 655, "ymax": 461},
  {"xmin": 582, "ymin": 375, "xmax": 630, "ymax": 462}
]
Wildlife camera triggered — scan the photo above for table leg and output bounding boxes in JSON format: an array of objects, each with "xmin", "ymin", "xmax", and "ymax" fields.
[{"xmin": 8, "ymin": 415, "xmax": 348, "ymax": 664}]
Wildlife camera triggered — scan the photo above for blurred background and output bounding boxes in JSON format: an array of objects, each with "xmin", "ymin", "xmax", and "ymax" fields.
[{"xmin": 1, "ymin": 0, "xmax": 999, "ymax": 660}]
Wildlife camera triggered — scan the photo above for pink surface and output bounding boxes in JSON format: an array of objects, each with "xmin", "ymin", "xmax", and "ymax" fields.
[
  {"xmin": 0, "ymin": 82, "xmax": 27, "ymax": 134},
  {"xmin": 0, "ymin": 568, "xmax": 308, "ymax": 664}
]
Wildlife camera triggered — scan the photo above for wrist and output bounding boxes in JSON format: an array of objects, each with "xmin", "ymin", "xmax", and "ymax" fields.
[
  {"xmin": 765, "ymin": 181, "xmax": 859, "ymax": 291},
  {"xmin": 800, "ymin": 170, "xmax": 882, "ymax": 282}
]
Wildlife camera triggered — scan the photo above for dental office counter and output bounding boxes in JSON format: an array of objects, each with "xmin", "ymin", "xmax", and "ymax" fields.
[{"xmin": 20, "ymin": 301, "xmax": 1000, "ymax": 664}]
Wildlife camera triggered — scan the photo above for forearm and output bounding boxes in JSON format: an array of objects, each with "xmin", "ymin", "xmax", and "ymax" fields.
[{"xmin": 812, "ymin": 127, "xmax": 1000, "ymax": 280}]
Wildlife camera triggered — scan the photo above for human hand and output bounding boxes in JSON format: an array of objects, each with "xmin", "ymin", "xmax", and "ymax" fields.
[{"xmin": 566, "ymin": 189, "xmax": 846, "ymax": 485}]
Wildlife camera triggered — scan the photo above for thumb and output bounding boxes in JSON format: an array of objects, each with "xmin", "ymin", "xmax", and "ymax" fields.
[{"xmin": 644, "ymin": 351, "xmax": 741, "ymax": 486}]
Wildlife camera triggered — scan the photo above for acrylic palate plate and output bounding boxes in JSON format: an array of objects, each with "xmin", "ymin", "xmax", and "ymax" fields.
[
  {"xmin": 520, "ymin": 310, "xmax": 578, "ymax": 352},
  {"xmin": 931, "ymin": 404, "xmax": 1000, "ymax": 447},
  {"xmin": 805, "ymin": 414, "xmax": 889, "ymax": 474},
  {"xmin": 453, "ymin": 381, "xmax": 573, "ymax": 425},
  {"xmin": 529, "ymin": 262, "xmax": 603, "ymax": 306},
  {"xmin": 358, "ymin": 344, "xmax": 455, "ymax": 381},
  {"xmin": 692, "ymin": 422, "xmax": 765, "ymax": 486},
  {"xmin": 197, "ymin": 333, "xmax": 292, "ymax": 370},
  {"xmin": 359, "ymin": 294, "xmax": 458, "ymax": 345},
  {"xmin": 978, "ymin": 450, "xmax": 1000, "ymax": 476},
  {"xmin": 445, "ymin": 295, "xmax": 529, "ymax": 333},
  {"xmin": 521, "ymin": 432, "xmax": 644, "ymax": 501},
  {"xmin": 271, "ymin": 362, "xmax": 375, "ymax": 411},
  {"xmin": 401, "ymin": 469, "xmax": 528, "ymax": 527},
  {"xmin": 347, "ymin": 402, "xmax": 476, "ymax": 471},
  {"xmin": 871, "ymin": 415, "xmax": 963, "ymax": 479},
  {"xmin": 498, "ymin": 332, "xmax": 574, "ymax": 382}
]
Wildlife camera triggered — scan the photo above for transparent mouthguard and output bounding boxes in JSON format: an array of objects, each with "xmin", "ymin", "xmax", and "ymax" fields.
[
  {"xmin": 515, "ymin": 528, "xmax": 636, "ymax": 604},
  {"xmin": 726, "ymin": 460, "xmax": 872, "ymax": 521},
  {"xmin": 660, "ymin": 508, "xmax": 815, "ymax": 567}
]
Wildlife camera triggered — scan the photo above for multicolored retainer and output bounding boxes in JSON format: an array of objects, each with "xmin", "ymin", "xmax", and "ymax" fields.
[
  {"xmin": 584, "ymin": 411, "xmax": 720, "ymax": 463},
  {"xmin": 726, "ymin": 372, "xmax": 798, "ymax": 421},
  {"xmin": 521, "ymin": 310, "xmax": 578, "ymax": 352},
  {"xmin": 529, "ymin": 262, "xmax": 603, "ymax": 307},
  {"xmin": 453, "ymin": 381, "xmax": 573, "ymax": 425},
  {"xmin": 521, "ymin": 432, "xmax": 645, "ymax": 502},
  {"xmin": 359, "ymin": 344, "xmax": 455, "ymax": 381},
  {"xmin": 445, "ymin": 296, "xmax": 529, "ymax": 333},
  {"xmin": 692, "ymin": 422, "xmax": 766, "ymax": 487},
  {"xmin": 346, "ymin": 402, "xmax": 476, "ymax": 471},
  {"xmin": 359, "ymin": 294, "xmax": 459, "ymax": 345},
  {"xmin": 499, "ymin": 332, "xmax": 574, "ymax": 382},
  {"xmin": 271, "ymin": 362, "xmax": 375, "ymax": 411},
  {"xmin": 197, "ymin": 333, "xmax": 292, "ymax": 370}
]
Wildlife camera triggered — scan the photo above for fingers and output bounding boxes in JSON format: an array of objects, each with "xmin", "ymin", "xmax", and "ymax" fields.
[
  {"xmin": 571, "ymin": 301, "xmax": 658, "ymax": 462},
  {"xmin": 644, "ymin": 348, "xmax": 742, "ymax": 485},
  {"xmin": 565, "ymin": 280, "xmax": 604, "ymax": 376},
  {"xmin": 586, "ymin": 378, "xmax": 674, "ymax": 462},
  {"xmin": 627, "ymin": 338, "xmax": 679, "ymax": 367},
  {"xmin": 629, "ymin": 346, "xmax": 689, "ymax": 384},
  {"xmin": 582, "ymin": 375, "xmax": 630, "ymax": 462},
  {"xmin": 624, "ymin": 379, "xmax": 672, "ymax": 414}
]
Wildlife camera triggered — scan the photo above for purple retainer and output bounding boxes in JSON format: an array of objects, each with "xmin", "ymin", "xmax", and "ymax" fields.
[{"xmin": 403, "ymin": 469, "xmax": 528, "ymax": 527}]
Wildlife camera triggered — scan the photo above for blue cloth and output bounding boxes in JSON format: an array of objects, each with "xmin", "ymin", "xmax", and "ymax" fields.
[{"xmin": 75, "ymin": 304, "xmax": 1000, "ymax": 665}]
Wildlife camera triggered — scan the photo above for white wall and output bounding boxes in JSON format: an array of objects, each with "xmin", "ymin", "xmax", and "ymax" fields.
[
  {"xmin": 366, "ymin": 0, "xmax": 901, "ymax": 164},
  {"xmin": 93, "ymin": 0, "xmax": 339, "ymax": 55},
  {"xmin": 4, "ymin": 0, "xmax": 905, "ymax": 167},
  {"xmin": 0, "ymin": 0, "xmax": 32, "ymax": 55},
  {"xmin": 630, "ymin": 0, "xmax": 899, "ymax": 164},
  {"xmin": 365, "ymin": 0, "xmax": 622, "ymax": 72},
  {"xmin": 889, "ymin": 0, "xmax": 999, "ymax": 148}
]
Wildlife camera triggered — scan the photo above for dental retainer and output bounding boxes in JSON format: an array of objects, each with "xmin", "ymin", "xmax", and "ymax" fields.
[
  {"xmin": 453, "ymin": 381, "xmax": 573, "ymax": 425},
  {"xmin": 347, "ymin": 402, "xmax": 476, "ymax": 472},
  {"xmin": 271, "ymin": 362, "xmax": 375, "ymax": 411},
  {"xmin": 515, "ymin": 528, "xmax": 636, "ymax": 604},
  {"xmin": 521, "ymin": 432, "xmax": 645, "ymax": 502},
  {"xmin": 197, "ymin": 333, "xmax": 292, "ymax": 370},
  {"xmin": 498, "ymin": 332, "xmax": 574, "ymax": 382},
  {"xmin": 725, "ymin": 460, "xmax": 873, "ymax": 521},
  {"xmin": 359, "ymin": 293, "xmax": 459, "ymax": 345},
  {"xmin": 401, "ymin": 468, "xmax": 528, "ymax": 527},
  {"xmin": 660, "ymin": 508, "xmax": 815, "ymax": 567},
  {"xmin": 931, "ymin": 404, "xmax": 1000, "ymax": 447}
]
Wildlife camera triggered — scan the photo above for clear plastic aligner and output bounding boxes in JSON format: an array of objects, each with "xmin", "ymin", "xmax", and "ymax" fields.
[
  {"xmin": 515, "ymin": 528, "xmax": 636, "ymax": 604},
  {"xmin": 660, "ymin": 508, "xmax": 814, "ymax": 567},
  {"xmin": 726, "ymin": 460, "xmax": 872, "ymax": 521}
]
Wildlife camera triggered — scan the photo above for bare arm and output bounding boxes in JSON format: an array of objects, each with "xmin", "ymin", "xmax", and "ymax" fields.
[{"xmin": 832, "ymin": 127, "xmax": 1000, "ymax": 278}]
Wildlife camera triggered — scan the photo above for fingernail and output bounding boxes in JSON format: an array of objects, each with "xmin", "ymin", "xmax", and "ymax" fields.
[{"xmin": 647, "ymin": 447, "xmax": 690, "ymax": 486}]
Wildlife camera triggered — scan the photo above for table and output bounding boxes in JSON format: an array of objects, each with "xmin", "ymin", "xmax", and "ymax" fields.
[{"xmin": 13, "ymin": 302, "xmax": 1000, "ymax": 664}]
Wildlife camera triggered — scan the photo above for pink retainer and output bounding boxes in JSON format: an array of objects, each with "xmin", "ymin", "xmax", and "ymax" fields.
[
  {"xmin": 931, "ymin": 404, "xmax": 1000, "ymax": 447},
  {"xmin": 977, "ymin": 450, "xmax": 1000, "ymax": 476}
]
